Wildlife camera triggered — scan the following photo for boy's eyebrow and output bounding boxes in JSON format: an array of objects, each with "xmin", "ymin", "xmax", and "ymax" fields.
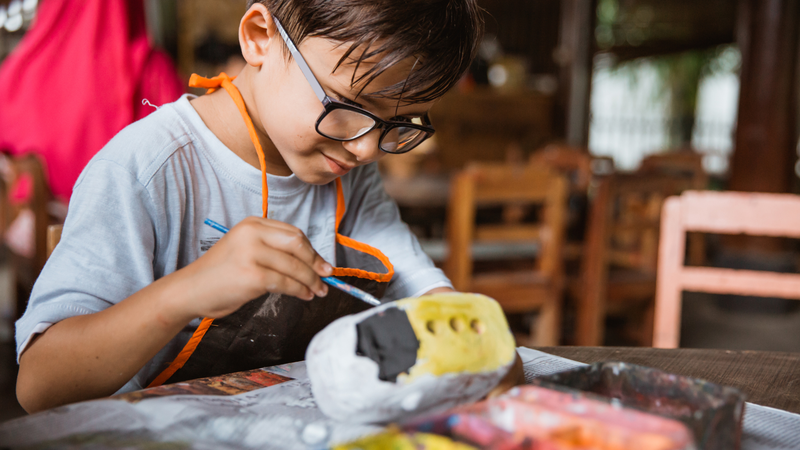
[
  {"xmin": 328, "ymin": 87, "xmax": 364, "ymax": 108},
  {"xmin": 328, "ymin": 85, "xmax": 430, "ymax": 118}
]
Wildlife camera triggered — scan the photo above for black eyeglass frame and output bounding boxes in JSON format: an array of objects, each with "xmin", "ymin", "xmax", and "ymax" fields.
[{"xmin": 272, "ymin": 16, "xmax": 435, "ymax": 154}]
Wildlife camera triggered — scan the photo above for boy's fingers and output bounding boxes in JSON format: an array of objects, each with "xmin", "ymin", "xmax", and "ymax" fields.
[
  {"xmin": 263, "ymin": 271, "xmax": 315, "ymax": 301},
  {"xmin": 258, "ymin": 225, "xmax": 331, "ymax": 276},
  {"xmin": 254, "ymin": 247, "xmax": 328, "ymax": 297},
  {"xmin": 250, "ymin": 216, "xmax": 304, "ymax": 234},
  {"xmin": 237, "ymin": 217, "xmax": 331, "ymax": 282},
  {"xmin": 236, "ymin": 216, "xmax": 306, "ymax": 243},
  {"xmin": 315, "ymin": 254, "xmax": 334, "ymax": 277}
]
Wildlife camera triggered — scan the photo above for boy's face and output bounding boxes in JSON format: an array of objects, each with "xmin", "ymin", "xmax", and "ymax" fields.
[{"xmin": 246, "ymin": 23, "xmax": 436, "ymax": 185}]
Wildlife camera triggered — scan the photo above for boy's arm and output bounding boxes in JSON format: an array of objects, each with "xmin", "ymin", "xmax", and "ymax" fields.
[
  {"xmin": 17, "ymin": 216, "xmax": 332, "ymax": 413},
  {"xmin": 17, "ymin": 267, "xmax": 200, "ymax": 412}
]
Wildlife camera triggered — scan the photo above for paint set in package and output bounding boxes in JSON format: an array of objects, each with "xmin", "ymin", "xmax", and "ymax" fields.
[
  {"xmin": 398, "ymin": 363, "xmax": 745, "ymax": 450},
  {"xmin": 529, "ymin": 362, "xmax": 746, "ymax": 450}
]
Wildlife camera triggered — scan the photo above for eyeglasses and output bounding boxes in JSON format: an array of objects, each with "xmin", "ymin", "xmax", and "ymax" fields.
[{"xmin": 272, "ymin": 17, "xmax": 435, "ymax": 154}]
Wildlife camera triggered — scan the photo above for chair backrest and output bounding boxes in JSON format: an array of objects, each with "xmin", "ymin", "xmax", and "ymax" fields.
[
  {"xmin": 576, "ymin": 172, "xmax": 701, "ymax": 346},
  {"xmin": 589, "ymin": 173, "xmax": 700, "ymax": 274},
  {"xmin": 640, "ymin": 150, "xmax": 707, "ymax": 191},
  {"xmin": 46, "ymin": 224, "xmax": 63, "ymax": 260},
  {"xmin": 529, "ymin": 144, "xmax": 593, "ymax": 194},
  {"xmin": 7, "ymin": 154, "xmax": 52, "ymax": 271},
  {"xmin": 653, "ymin": 191, "xmax": 800, "ymax": 348},
  {"xmin": 528, "ymin": 145, "xmax": 595, "ymax": 263},
  {"xmin": 445, "ymin": 162, "xmax": 568, "ymax": 291}
]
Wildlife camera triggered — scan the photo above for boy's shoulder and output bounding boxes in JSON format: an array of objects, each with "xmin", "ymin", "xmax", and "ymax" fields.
[{"xmin": 84, "ymin": 95, "xmax": 203, "ymax": 185}]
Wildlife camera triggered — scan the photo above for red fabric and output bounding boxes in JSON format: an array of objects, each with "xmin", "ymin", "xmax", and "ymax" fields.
[
  {"xmin": 0, "ymin": 0, "xmax": 185, "ymax": 200},
  {"xmin": 9, "ymin": 173, "xmax": 33, "ymax": 206}
]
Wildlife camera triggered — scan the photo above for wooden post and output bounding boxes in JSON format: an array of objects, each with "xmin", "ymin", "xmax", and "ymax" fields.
[
  {"xmin": 558, "ymin": 0, "xmax": 597, "ymax": 146},
  {"xmin": 729, "ymin": 0, "xmax": 800, "ymax": 195}
]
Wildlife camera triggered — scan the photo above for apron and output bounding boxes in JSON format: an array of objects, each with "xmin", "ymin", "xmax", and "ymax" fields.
[{"xmin": 147, "ymin": 73, "xmax": 394, "ymax": 387}]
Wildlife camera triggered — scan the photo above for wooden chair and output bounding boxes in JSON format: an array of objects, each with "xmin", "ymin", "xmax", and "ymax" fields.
[
  {"xmin": 640, "ymin": 151, "xmax": 708, "ymax": 187},
  {"xmin": 653, "ymin": 191, "xmax": 800, "ymax": 348},
  {"xmin": 529, "ymin": 144, "xmax": 593, "ymax": 194},
  {"xmin": 576, "ymin": 172, "xmax": 701, "ymax": 346},
  {"xmin": 445, "ymin": 163, "xmax": 568, "ymax": 346},
  {"xmin": 46, "ymin": 224, "xmax": 62, "ymax": 259},
  {"xmin": 5, "ymin": 154, "xmax": 54, "ymax": 319},
  {"xmin": 6, "ymin": 154, "xmax": 52, "ymax": 272},
  {"xmin": 529, "ymin": 144, "xmax": 594, "ymax": 263}
]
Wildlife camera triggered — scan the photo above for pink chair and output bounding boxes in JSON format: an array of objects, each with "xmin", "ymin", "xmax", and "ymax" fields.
[{"xmin": 653, "ymin": 190, "xmax": 800, "ymax": 348}]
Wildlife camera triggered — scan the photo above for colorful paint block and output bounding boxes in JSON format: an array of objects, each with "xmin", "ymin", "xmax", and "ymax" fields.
[
  {"xmin": 405, "ymin": 385, "xmax": 697, "ymax": 450},
  {"xmin": 332, "ymin": 428, "xmax": 478, "ymax": 450},
  {"xmin": 531, "ymin": 362, "xmax": 745, "ymax": 450}
]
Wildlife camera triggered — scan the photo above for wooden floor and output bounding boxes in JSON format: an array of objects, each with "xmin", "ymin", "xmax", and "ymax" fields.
[{"xmin": 681, "ymin": 292, "xmax": 800, "ymax": 352}]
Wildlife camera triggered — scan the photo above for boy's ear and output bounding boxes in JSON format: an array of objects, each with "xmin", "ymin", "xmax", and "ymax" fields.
[{"xmin": 239, "ymin": 3, "xmax": 279, "ymax": 67}]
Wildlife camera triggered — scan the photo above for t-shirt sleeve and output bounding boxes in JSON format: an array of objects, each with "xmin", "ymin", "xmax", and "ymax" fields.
[
  {"xmin": 14, "ymin": 158, "xmax": 160, "ymax": 361},
  {"xmin": 339, "ymin": 164, "xmax": 452, "ymax": 301}
]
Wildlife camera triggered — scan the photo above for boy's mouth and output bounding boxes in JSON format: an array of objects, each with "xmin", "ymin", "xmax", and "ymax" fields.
[{"xmin": 323, "ymin": 154, "xmax": 354, "ymax": 176}]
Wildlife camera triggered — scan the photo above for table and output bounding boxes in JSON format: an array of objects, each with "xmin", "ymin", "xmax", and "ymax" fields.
[
  {"xmin": 116, "ymin": 347, "xmax": 800, "ymax": 414},
  {"xmin": 382, "ymin": 173, "xmax": 450, "ymax": 208},
  {"xmin": 540, "ymin": 346, "xmax": 800, "ymax": 414}
]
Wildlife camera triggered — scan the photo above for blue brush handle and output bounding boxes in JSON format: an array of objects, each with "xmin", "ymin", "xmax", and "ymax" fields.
[
  {"xmin": 204, "ymin": 218, "xmax": 230, "ymax": 234},
  {"xmin": 321, "ymin": 276, "xmax": 381, "ymax": 306},
  {"xmin": 204, "ymin": 218, "xmax": 381, "ymax": 307}
]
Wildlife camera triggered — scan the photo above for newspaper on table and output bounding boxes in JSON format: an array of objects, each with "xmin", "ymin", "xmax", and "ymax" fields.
[{"xmin": 1, "ymin": 348, "xmax": 798, "ymax": 449}]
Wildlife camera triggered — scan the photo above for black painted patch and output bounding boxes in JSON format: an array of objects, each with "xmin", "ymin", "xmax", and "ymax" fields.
[{"xmin": 356, "ymin": 307, "xmax": 420, "ymax": 382}]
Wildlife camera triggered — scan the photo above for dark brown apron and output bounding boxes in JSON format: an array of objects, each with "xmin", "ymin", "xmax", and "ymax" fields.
[{"xmin": 146, "ymin": 73, "xmax": 394, "ymax": 387}]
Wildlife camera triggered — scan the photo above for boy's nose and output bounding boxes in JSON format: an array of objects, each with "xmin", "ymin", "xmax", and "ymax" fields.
[{"xmin": 342, "ymin": 129, "xmax": 384, "ymax": 164}]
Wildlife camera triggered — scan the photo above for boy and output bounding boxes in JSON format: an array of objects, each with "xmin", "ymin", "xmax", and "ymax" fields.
[{"xmin": 16, "ymin": 0, "xmax": 500, "ymax": 413}]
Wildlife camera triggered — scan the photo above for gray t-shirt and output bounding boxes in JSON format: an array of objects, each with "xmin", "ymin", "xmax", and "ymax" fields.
[{"xmin": 15, "ymin": 94, "xmax": 450, "ymax": 393}]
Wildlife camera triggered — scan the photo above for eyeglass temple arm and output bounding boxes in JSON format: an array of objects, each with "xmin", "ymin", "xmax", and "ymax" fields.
[{"xmin": 272, "ymin": 17, "xmax": 327, "ymax": 103}]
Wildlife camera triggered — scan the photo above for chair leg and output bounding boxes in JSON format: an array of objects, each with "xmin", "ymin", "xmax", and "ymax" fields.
[
  {"xmin": 641, "ymin": 301, "xmax": 655, "ymax": 346},
  {"xmin": 653, "ymin": 198, "xmax": 685, "ymax": 349},
  {"xmin": 534, "ymin": 298, "xmax": 561, "ymax": 346},
  {"xmin": 622, "ymin": 302, "xmax": 655, "ymax": 346}
]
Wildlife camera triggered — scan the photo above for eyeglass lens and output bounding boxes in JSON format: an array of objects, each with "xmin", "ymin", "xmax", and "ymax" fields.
[
  {"xmin": 317, "ymin": 109, "xmax": 376, "ymax": 141},
  {"xmin": 317, "ymin": 111, "xmax": 427, "ymax": 153}
]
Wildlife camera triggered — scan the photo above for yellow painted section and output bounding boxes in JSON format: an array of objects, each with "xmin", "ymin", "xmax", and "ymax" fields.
[
  {"xmin": 397, "ymin": 293, "xmax": 516, "ymax": 382},
  {"xmin": 333, "ymin": 428, "xmax": 477, "ymax": 450}
]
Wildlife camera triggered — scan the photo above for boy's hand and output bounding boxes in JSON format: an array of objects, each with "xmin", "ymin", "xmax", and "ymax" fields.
[{"xmin": 180, "ymin": 216, "xmax": 332, "ymax": 318}]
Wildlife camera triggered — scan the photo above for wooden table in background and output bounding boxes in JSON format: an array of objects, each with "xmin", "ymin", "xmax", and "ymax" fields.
[
  {"xmin": 541, "ymin": 346, "xmax": 800, "ymax": 414},
  {"xmin": 116, "ymin": 347, "xmax": 800, "ymax": 415}
]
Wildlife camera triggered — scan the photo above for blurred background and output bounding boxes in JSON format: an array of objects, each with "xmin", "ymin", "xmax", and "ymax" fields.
[{"xmin": 2, "ymin": 0, "xmax": 800, "ymax": 420}]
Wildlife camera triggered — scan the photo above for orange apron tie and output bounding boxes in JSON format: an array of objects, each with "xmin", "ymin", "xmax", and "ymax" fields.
[
  {"xmin": 331, "ymin": 178, "xmax": 393, "ymax": 283},
  {"xmin": 189, "ymin": 73, "xmax": 269, "ymax": 218}
]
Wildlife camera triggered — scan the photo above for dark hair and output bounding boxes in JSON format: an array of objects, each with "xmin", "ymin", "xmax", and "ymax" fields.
[{"xmin": 247, "ymin": 0, "xmax": 484, "ymax": 103}]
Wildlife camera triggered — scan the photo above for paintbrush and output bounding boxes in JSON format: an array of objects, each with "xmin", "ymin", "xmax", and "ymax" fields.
[{"xmin": 203, "ymin": 218, "xmax": 381, "ymax": 306}]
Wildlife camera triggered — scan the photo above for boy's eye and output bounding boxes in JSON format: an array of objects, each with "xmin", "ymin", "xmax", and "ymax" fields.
[
  {"xmin": 390, "ymin": 116, "xmax": 423, "ymax": 124},
  {"xmin": 335, "ymin": 94, "xmax": 362, "ymax": 108}
]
